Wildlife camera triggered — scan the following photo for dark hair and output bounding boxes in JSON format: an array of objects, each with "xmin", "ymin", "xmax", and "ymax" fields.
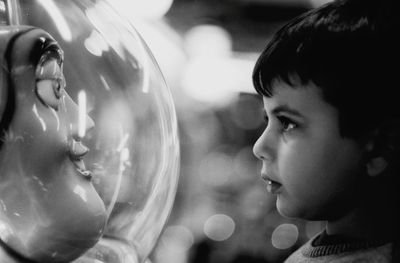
[{"xmin": 252, "ymin": 0, "xmax": 400, "ymax": 138}]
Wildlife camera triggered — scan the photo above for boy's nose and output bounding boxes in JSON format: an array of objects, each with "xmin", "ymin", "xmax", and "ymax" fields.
[
  {"xmin": 253, "ymin": 129, "xmax": 274, "ymax": 162},
  {"xmin": 62, "ymin": 91, "xmax": 94, "ymax": 141}
]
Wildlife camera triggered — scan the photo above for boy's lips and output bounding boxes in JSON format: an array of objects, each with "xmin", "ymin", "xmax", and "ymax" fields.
[{"xmin": 261, "ymin": 173, "xmax": 282, "ymax": 194}]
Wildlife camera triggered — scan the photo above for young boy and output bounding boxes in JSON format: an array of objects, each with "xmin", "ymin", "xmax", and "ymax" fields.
[{"xmin": 252, "ymin": 0, "xmax": 400, "ymax": 262}]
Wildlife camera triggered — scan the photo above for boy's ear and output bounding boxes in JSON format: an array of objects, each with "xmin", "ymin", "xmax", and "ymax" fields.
[
  {"xmin": 366, "ymin": 156, "xmax": 388, "ymax": 177},
  {"xmin": 364, "ymin": 119, "xmax": 400, "ymax": 177}
]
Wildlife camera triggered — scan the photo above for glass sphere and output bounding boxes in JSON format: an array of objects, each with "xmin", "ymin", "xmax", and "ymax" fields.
[{"xmin": 0, "ymin": 1, "xmax": 180, "ymax": 263}]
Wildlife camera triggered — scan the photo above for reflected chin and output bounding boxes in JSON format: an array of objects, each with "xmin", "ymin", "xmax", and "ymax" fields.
[
  {"xmin": 23, "ymin": 161, "xmax": 108, "ymax": 262},
  {"xmin": 3, "ymin": 211, "xmax": 107, "ymax": 263},
  {"xmin": 25, "ymin": 222, "xmax": 106, "ymax": 263},
  {"xmin": 0, "ymin": 142, "xmax": 108, "ymax": 262}
]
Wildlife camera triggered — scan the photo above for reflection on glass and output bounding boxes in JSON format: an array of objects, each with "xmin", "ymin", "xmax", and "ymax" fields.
[
  {"xmin": 0, "ymin": 1, "xmax": 180, "ymax": 263},
  {"xmin": 0, "ymin": 27, "xmax": 106, "ymax": 263}
]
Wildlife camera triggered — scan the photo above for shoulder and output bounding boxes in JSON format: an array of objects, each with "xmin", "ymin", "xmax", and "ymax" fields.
[
  {"xmin": 346, "ymin": 244, "xmax": 393, "ymax": 263},
  {"xmin": 284, "ymin": 238, "xmax": 314, "ymax": 263},
  {"xmin": 284, "ymin": 236, "xmax": 393, "ymax": 263}
]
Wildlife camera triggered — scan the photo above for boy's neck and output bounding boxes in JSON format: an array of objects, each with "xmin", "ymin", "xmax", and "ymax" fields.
[{"xmin": 326, "ymin": 194, "xmax": 399, "ymax": 242}]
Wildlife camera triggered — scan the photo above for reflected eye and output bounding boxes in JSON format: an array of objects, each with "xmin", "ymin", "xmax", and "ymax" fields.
[
  {"xmin": 35, "ymin": 57, "xmax": 65, "ymax": 110},
  {"xmin": 277, "ymin": 116, "xmax": 297, "ymax": 132}
]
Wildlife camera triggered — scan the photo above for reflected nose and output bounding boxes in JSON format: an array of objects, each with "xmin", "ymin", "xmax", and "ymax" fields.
[
  {"xmin": 253, "ymin": 128, "xmax": 275, "ymax": 162},
  {"xmin": 62, "ymin": 91, "xmax": 94, "ymax": 141}
]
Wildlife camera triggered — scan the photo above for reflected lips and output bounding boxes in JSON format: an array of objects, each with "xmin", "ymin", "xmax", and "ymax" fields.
[{"xmin": 69, "ymin": 140, "xmax": 92, "ymax": 180}]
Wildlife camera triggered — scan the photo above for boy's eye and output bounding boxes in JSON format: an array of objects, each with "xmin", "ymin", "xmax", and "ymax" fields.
[
  {"xmin": 262, "ymin": 110, "xmax": 269, "ymax": 125},
  {"xmin": 277, "ymin": 116, "xmax": 297, "ymax": 132},
  {"xmin": 35, "ymin": 58, "xmax": 65, "ymax": 110}
]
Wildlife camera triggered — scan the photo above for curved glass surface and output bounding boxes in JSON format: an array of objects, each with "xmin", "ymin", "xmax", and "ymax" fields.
[{"xmin": 0, "ymin": 1, "xmax": 180, "ymax": 262}]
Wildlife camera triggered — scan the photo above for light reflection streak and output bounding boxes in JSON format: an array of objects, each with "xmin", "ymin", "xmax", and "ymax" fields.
[
  {"xmin": 116, "ymin": 133, "xmax": 129, "ymax": 152},
  {"xmin": 32, "ymin": 175, "xmax": 48, "ymax": 193},
  {"xmin": 131, "ymin": 31, "xmax": 150, "ymax": 94},
  {"xmin": 0, "ymin": 200, "xmax": 6, "ymax": 212},
  {"xmin": 4, "ymin": 0, "xmax": 20, "ymax": 25},
  {"xmin": 106, "ymin": 125, "xmax": 129, "ymax": 218},
  {"xmin": 139, "ymin": 58, "xmax": 150, "ymax": 93},
  {"xmin": 78, "ymin": 90, "xmax": 87, "ymax": 138},
  {"xmin": 108, "ymin": 0, "xmax": 173, "ymax": 20},
  {"xmin": 84, "ymin": 30, "xmax": 110, "ymax": 57},
  {"xmin": 32, "ymin": 104, "xmax": 47, "ymax": 132},
  {"xmin": 37, "ymin": 0, "xmax": 72, "ymax": 42},
  {"xmin": 0, "ymin": 2, "xmax": 5, "ymax": 12},
  {"xmin": 86, "ymin": 3, "xmax": 150, "ymax": 93},
  {"xmin": 73, "ymin": 185, "xmax": 88, "ymax": 203},
  {"xmin": 50, "ymin": 108, "xmax": 60, "ymax": 131},
  {"xmin": 99, "ymin": 74, "xmax": 111, "ymax": 91}
]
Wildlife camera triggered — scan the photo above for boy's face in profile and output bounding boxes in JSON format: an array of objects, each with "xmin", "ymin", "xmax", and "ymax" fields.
[{"xmin": 253, "ymin": 79, "xmax": 365, "ymax": 220}]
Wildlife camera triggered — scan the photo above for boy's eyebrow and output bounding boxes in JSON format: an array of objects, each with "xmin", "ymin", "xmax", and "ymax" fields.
[{"xmin": 271, "ymin": 104, "xmax": 304, "ymax": 118}]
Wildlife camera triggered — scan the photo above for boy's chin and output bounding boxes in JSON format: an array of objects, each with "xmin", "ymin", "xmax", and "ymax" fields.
[
  {"xmin": 276, "ymin": 196, "xmax": 338, "ymax": 221},
  {"xmin": 276, "ymin": 196, "xmax": 315, "ymax": 220},
  {"xmin": 276, "ymin": 202, "xmax": 299, "ymax": 219}
]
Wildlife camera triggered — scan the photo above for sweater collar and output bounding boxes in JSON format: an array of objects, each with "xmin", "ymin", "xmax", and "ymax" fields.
[{"xmin": 302, "ymin": 230, "xmax": 392, "ymax": 258}]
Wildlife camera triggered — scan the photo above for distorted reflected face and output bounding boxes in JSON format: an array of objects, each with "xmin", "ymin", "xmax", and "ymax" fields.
[
  {"xmin": 252, "ymin": 79, "xmax": 365, "ymax": 221},
  {"xmin": 0, "ymin": 27, "xmax": 106, "ymax": 262}
]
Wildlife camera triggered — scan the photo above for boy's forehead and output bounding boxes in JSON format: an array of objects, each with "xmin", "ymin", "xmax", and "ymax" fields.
[{"xmin": 262, "ymin": 81, "xmax": 333, "ymax": 117}]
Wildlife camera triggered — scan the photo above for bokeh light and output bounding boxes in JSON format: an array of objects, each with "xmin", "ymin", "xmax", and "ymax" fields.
[
  {"xmin": 204, "ymin": 214, "xmax": 235, "ymax": 242},
  {"xmin": 161, "ymin": 226, "xmax": 195, "ymax": 253},
  {"xmin": 184, "ymin": 24, "xmax": 232, "ymax": 58},
  {"xmin": 271, "ymin": 224, "xmax": 299, "ymax": 250},
  {"xmin": 181, "ymin": 24, "xmax": 255, "ymax": 105}
]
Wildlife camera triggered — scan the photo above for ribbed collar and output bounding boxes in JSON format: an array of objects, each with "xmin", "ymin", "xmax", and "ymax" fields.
[{"xmin": 302, "ymin": 231, "xmax": 392, "ymax": 258}]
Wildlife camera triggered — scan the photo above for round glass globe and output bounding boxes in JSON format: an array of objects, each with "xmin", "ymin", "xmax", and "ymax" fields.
[{"xmin": 0, "ymin": 1, "xmax": 180, "ymax": 262}]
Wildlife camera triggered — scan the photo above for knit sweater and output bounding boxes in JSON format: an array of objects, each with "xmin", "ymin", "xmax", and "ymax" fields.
[{"xmin": 284, "ymin": 231, "xmax": 394, "ymax": 263}]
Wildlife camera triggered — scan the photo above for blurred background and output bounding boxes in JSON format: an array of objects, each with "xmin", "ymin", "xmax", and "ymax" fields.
[{"xmin": 109, "ymin": 0, "xmax": 332, "ymax": 262}]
